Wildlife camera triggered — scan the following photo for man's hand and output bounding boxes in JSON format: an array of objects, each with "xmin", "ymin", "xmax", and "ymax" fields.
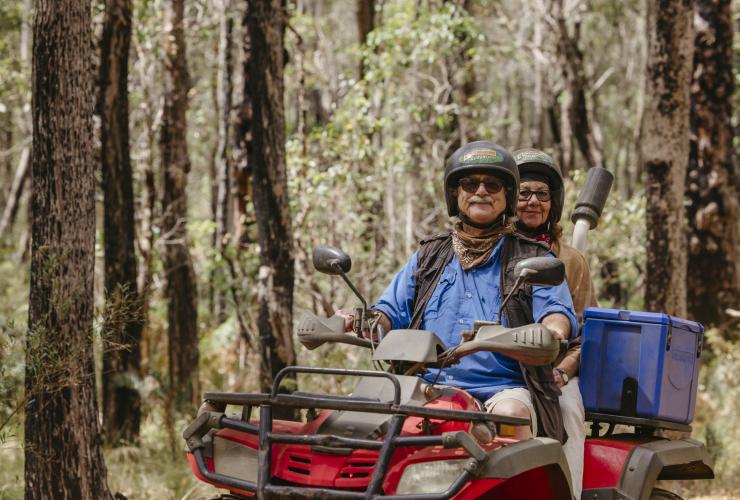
[
  {"xmin": 335, "ymin": 309, "xmax": 356, "ymax": 333},
  {"xmin": 334, "ymin": 309, "xmax": 392, "ymax": 339},
  {"xmin": 541, "ymin": 312, "xmax": 571, "ymax": 341}
]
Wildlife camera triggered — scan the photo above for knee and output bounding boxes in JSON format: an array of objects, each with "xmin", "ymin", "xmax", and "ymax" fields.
[
  {"xmin": 488, "ymin": 399, "xmax": 533, "ymax": 439},
  {"xmin": 489, "ymin": 399, "xmax": 531, "ymax": 420}
]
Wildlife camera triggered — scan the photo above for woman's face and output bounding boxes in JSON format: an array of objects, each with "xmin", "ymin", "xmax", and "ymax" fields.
[{"xmin": 516, "ymin": 180, "xmax": 551, "ymax": 229}]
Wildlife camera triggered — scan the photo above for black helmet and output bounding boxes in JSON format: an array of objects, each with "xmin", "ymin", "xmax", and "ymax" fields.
[
  {"xmin": 444, "ymin": 141, "xmax": 519, "ymax": 217},
  {"xmin": 513, "ymin": 148, "xmax": 564, "ymax": 223}
]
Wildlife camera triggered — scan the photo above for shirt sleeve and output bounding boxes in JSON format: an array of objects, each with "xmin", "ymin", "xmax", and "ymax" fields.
[
  {"xmin": 372, "ymin": 252, "xmax": 419, "ymax": 330},
  {"xmin": 531, "ymin": 254, "xmax": 579, "ymax": 338}
]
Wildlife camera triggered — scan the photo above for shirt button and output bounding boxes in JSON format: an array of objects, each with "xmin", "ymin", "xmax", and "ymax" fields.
[
  {"xmin": 466, "ymin": 292, "xmax": 473, "ymax": 299},
  {"xmin": 459, "ymin": 319, "xmax": 465, "ymax": 324}
]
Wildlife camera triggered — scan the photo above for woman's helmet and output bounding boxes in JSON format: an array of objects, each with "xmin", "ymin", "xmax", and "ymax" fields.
[
  {"xmin": 444, "ymin": 141, "xmax": 519, "ymax": 217},
  {"xmin": 512, "ymin": 148, "xmax": 564, "ymax": 223}
]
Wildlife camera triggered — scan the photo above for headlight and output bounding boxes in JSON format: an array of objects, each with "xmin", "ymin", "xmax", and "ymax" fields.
[{"xmin": 394, "ymin": 459, "xmax": 468, "ymax": 494}]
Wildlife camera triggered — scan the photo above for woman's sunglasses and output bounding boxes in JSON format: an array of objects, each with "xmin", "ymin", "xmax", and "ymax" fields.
[{"xmin": 458, "ymin": 177, "xmax": 504, "ymax": 194}]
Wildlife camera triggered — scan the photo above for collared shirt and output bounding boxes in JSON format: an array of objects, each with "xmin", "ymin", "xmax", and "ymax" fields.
[{"xmin": 373, "ymin": 237, "xmax": 578, "ymax": 401}]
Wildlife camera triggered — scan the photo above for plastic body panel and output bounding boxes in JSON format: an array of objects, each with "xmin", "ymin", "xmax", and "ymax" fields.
[{"xmin": 579, "ymin": 307, "xmax": 703, "ymax": 424}]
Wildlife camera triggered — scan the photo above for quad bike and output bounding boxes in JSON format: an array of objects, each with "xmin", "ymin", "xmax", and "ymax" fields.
[{"xmin": 183, "ymin": 169, "xmax": 713, "ymax": 499}]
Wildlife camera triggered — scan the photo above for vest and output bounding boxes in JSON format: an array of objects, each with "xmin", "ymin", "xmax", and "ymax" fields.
[{"xmin": 410, "ymin": 232, "xmax": 567, "ymax": 443}]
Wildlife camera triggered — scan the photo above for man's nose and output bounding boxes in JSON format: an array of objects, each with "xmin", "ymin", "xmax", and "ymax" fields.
[{"xmin": 475, "ymin": 182, "xmax": 488, "ymax": 195}]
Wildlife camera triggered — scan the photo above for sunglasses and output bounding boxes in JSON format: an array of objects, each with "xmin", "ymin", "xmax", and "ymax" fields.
[
  {"xmin": 458, "ymin": 177, "xmax": 504, "ymax": 194},
  {"xmin": 518, "ymin": 189, "xmax": 552, "ymax": 202}
]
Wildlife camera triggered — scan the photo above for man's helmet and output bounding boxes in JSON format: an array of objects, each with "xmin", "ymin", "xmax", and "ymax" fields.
[
  {"xmin": 513, "ymin": 148, "xmax": 564, "ymax": 223},
  {"xmin": 444, "ymin": 141, "xmax": 519, "ymax": 217}
]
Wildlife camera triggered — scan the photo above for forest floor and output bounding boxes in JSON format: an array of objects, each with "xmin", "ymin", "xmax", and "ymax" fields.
[{"xmin": 1, "ymin": 438, "xmax": 737, "ymax": 499}]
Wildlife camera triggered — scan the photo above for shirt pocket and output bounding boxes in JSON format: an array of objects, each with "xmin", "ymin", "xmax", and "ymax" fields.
[{"xmin": 424, "ymin": 271, "xmax": 457, "ymax": 320}]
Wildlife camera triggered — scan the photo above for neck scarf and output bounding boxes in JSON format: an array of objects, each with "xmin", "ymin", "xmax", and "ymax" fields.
[
  {"xmin": 515, "ymin": 221, "xmax": 553, "ymax": 248},
  {"xmin": 452, "ymin": 219, "xmax": 512, "ymax": 270}
]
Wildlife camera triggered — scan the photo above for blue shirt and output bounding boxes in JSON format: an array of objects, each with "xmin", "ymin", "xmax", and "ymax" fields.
[{"xmin": 373, "ymin": 237, "xmax": 578, "ymax": 401}]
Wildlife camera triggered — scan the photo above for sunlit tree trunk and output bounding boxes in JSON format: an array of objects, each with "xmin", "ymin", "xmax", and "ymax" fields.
[
  {"xmin": 25, "ymin": 0, "xmax": 113, "ymax": 497},
  {"xmin": 160, "ymin": 0, "xmax": 199, "ymax": 410},
  {"xmin": 686, "ymin": 0, "xmax": 737, "ymax": 330},
  {"xmin": 641, "ymin": 0, "xmax": 693, "ymax": 317},
  {"xmin": 245, "ymin": 0, "xmax": 297, "ymax": 392},
  {"xmin": 98, "ymin": 0, "xmax": 142, "ymax": 445}
]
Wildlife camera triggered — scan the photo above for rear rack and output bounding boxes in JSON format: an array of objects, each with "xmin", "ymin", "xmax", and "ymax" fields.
[
  {"xmin": 183, "ymin": 366, "xmax": 530, "ymax": 499},
  {"xmin": 586, "ymin": 411, "xmax": 692, "ymax": 438}
]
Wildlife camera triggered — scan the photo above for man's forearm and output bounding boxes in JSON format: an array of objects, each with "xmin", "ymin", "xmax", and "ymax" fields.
[{"xmin": 541, "ymin": 312, "xmax": 571, "ymax": 340}]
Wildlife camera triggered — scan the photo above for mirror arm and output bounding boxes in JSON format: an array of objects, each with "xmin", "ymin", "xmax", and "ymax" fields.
[
  {"xmin": 497, "ymin": 275, "xmax": 525, "ymax": 324},
  {"xmin": 335, "ymin": 266, "xmax": 369, "ymax": 333}
]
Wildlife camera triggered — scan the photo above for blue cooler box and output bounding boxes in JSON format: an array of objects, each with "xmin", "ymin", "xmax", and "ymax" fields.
[{"xmin": 579, "ymin": 307, "xmax": 704, "ymax": 424}]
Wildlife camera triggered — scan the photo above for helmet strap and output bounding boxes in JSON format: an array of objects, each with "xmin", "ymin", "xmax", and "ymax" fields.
[
  {"xmin": 515, "ymin": 220, "xmax": 550, "ymax": 237},
  {"xmin": 458, "ymin": 212, "xmax": 507, "ymax": 231}
]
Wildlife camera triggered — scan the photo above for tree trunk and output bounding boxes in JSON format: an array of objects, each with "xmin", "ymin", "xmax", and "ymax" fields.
[
  {"xmin": 215, "ymin": 0, "xmax": 235, "ymax": 322},
  {"xmin": 552, "ymin": 0, "xmax": 604, "ymax": 170},
  {"xmin": 641, "ymin": 0, "xmax": 693, "ymax": 317},
  {"xmin": 245, "ymin": 0, "xmax": 297, "ymax": 393},
  {"xmin": 160, "ymin": 0, "xmax": 199, "ymax": 410},
  {"xmin": 686, "ymin": 0, "xmax": 737, "ymax": 330},
  {"xmin": 234, "ymin": 9, "xmax": 254, "ymax": 250},
  {"xmin": 98, "ymin": 0, "xmax": 142, "ymax": 445},
  {"xmin": 356, "ymin": 0, "xmax": 375, "ymax": 78},
  {"xmin": 25, "ymin": 1, "xmax": 113, "ymax": 497}
]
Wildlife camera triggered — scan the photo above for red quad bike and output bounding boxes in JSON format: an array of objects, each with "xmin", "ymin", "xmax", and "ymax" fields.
[{"xmin": 184, "ymin": 169, "xmax": 713, "ymax": 499}]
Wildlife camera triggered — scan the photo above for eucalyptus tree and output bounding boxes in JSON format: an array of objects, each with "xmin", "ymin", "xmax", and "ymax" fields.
[
  {"xmin": 26, "ymin": 0, "xmax": 112, "ymax": 496},
  {"xmin": 687, "ymin": 0, "xmax": 737, "ymax": 331},
  {"xmin": 245, "ymin": 0, "xmax": 297, "ymax": 392},
  {"xmin": 98, "ymin": 0, "xmax": 143, "ymax": 445},
  {"xmin": 160, "ymin": 0, "xmax": 199, "ymax": 410},
  {"xmin": 640, "ymin": 0, "xmax": 693, "ymax": 316}
]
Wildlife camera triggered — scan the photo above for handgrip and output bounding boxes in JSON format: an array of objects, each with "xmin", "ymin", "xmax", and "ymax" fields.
[{"xmin": 571, "ymin": 167, "xmax": 614, "ymax": 229}]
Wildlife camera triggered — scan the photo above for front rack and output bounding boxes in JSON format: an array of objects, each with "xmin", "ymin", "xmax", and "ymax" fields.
[{"xmin": 183, "ymin": 366, "xmax": 530, "ymax": 500}]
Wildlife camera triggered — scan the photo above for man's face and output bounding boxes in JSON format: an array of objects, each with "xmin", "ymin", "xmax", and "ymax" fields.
[
  {"xmin": 456, "ymin": 174, "xmax": 507, "ymax": 225},
  {"xmin": 516, "ymin": 180, "xmax": 551, "ymax": 229}
]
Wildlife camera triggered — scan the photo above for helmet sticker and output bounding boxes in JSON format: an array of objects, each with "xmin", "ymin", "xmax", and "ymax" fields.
[
  {"xmin": 460, "ymin": 148, "xmax": 502, "ymax": 164},
  {"xmin": 514, "ymin": 150, "xmax": 553, "ymax": 165}
]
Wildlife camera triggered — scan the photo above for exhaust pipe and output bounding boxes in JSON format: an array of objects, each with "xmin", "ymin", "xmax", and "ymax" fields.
[{"xmin": 570, "ymin": 167, "xmax": 614, "ymax": 254}]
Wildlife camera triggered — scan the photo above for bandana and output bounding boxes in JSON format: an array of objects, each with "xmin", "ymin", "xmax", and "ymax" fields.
[
  {"xmin": 515, "ymin": 221, "xmax": 553, "ymax": 247},
  {"xmin": 452, "ymin": 220, "xmax": 512, "ymax": 270}
]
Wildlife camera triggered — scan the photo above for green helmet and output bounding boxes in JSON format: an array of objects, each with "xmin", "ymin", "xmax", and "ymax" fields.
[
  {"xmin": 513, "ymin": 148, "xmax": 564, "ymax": 223},
  {"xmin": 444, "ymin": 141, "xmax": 519, "ymax": 217}
]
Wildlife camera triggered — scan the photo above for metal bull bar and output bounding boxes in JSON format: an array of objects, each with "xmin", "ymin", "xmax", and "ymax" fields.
[{"xmin": 183, "ymin": 366, "xmax": 530, "ymax": 499}]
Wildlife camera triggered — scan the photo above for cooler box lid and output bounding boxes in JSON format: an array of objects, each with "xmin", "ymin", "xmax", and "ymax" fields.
[{"xmin": 583, "ymin": 307, "xmax": 703, "ymax": 334}]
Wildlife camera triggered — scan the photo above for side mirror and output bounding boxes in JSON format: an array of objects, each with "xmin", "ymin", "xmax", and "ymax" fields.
[
  {"xmin": 313, "ymin": 245, "xmax": 352, "ymax": 275},
  {"xmin": 514, "ymin": 257, "xmax": 565, "ymax": 287}
]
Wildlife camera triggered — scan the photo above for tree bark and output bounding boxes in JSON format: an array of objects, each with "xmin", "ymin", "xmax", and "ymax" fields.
[
  {"xmin": 160, "ymin": 0, "xmax": 199, "ymax": 410},
  {"xmin": 234, "ymin": 9, "xmax": 254, "ymax": 249},
  {"xmin": 25, "ymin": 1, "xmax": 113, "ymax": 497},
  {"xmin": 98, "ymin": 0, "xmax": 143, "ymax": 445},
  {"xmin": 641, "ymin": 0, "xmax": 693, "ymax": 317},
  {"xmin": 245, "ymin": 0, "xmax": 297, "ymax": 392},
  {"xmin": 356, "ymin": 0, "xmax": 375, "ymax": 78},
  {"xmin": 686, "ymin": 0, "xmax": 737, "ymax": 330},
  {"xmin": 215, "ymin": 0, "xmax": 235, "ymax": 323}
]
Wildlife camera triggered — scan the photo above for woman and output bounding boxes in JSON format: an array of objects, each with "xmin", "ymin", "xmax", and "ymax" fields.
[{"xmin": 513, "ymin": 147, "xmax": 597, "ymax": 499}]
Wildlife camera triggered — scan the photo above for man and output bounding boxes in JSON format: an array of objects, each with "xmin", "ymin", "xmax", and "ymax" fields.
[
  {"xmin": 514, "ymin": 147, "xmax": 597, "ymax": 498},
  {"xmin": 345, "ymin": 141, "xmax": 578, "ymax": 442}
]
